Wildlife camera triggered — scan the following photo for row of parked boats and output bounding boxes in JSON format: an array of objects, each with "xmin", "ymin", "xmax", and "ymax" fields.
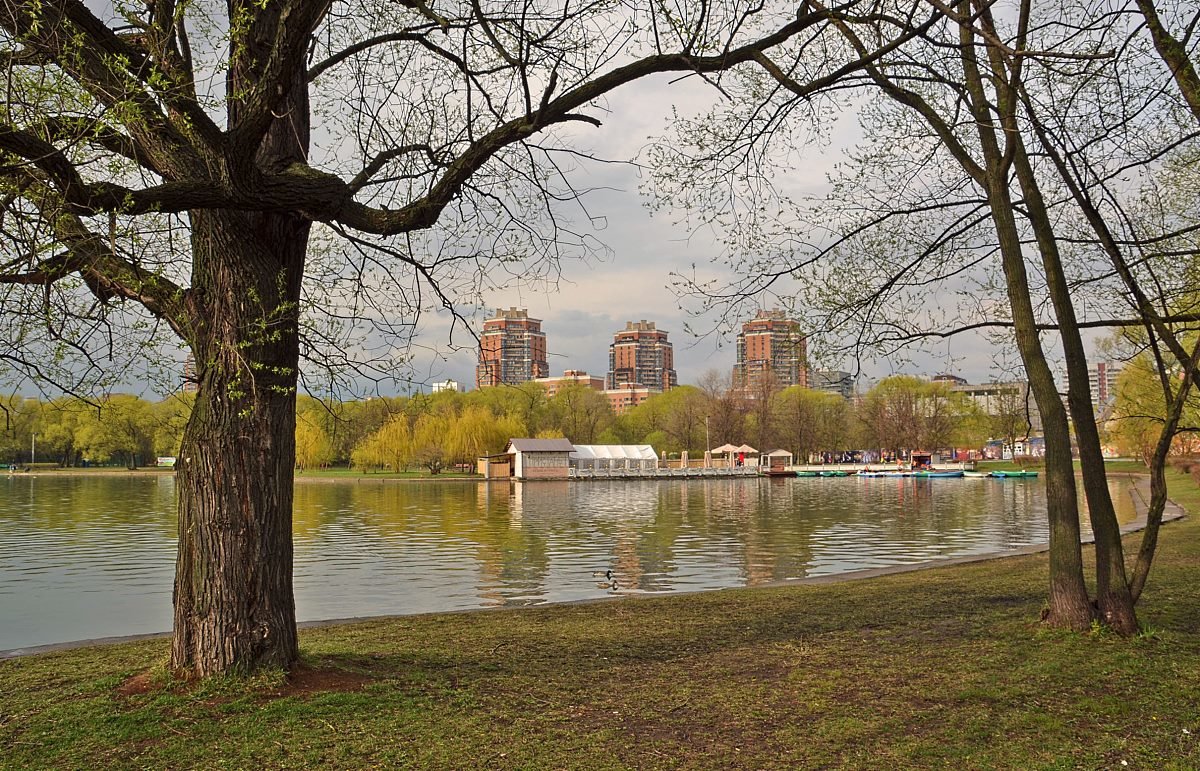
[{"xmin": 789, "ymin": 469, "xmax": 1039, "ymax": 479}]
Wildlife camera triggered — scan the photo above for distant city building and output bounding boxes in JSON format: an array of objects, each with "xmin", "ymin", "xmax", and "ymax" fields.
[
  {"xmin": 951, "ymin": 381, "xmax": 1044, "ymax": 434},
  {"xmin": 607, "ymin": 320, "xmax": 677, "ymax": 392},
  {"xmin": 1055, "ymin": 360, "xmax": 1125, "ymax": 418},
  {"xmin": 183, "ymin": 352, "xmax": 199, "ymax": 393},
  {"xmin": 431, "ymin": 379, "xmax": 460, "ymax": 393},
  {"xmin": 476, "ymin": 307, "xmax": 550, "ymax": 388},
  {"xmin": 535, "ymin": 370, "xmax": 604, "ymax": 398},
  {"xmin": 811, "ymin": 369, "xmax": 855, "ymax": 399},
  {"xmin": 1090, "ymin": 361, "xmax": 1122, "ymax": 415},
  {"xmin": 604, "ymin": 383, "xmax": 657, "ymax": 415},
  {"xmin": 931, "ymin": 373, "xmax": 969, "ymax": 386},
  {"xmin": 733, "ymin": 309, "xmax": 808, "ymax": 392}
]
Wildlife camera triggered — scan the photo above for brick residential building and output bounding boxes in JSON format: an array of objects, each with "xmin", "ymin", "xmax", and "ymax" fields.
[
  {"xmin": 183, "ymin": 352, "xmax": 199, "ymax": 393},
  {"xmin": 603, "ymin": 383, "xmax": 657, "ymax": 415},
  {"xmin": 535, "ymin": 370, "xmax": 604, "ymax": 398},
  {"xmin": 475, "ymin": 307, "xmax": 550, "ymax": 388},
  {"xmin": 606, "ymin": 320, "xmax": 677, "ymax": 392},
  {"xmin": 732, "ymin": 309, "xmax": 808, "ymax": 392}
]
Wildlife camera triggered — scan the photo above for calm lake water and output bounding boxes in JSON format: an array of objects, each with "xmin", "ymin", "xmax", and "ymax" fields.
[{"xmin": 0, "ymin": 474, "xmax": 1138, "ymax": 651}]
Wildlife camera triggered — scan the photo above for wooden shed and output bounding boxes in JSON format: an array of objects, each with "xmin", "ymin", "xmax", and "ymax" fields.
[{"xmin": 506, "ymin": 438, "xmax": 575, "ymax": 480}]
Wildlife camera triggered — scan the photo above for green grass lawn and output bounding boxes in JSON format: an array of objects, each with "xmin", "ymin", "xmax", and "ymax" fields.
[{"xmin": 3, "ymin": 473, "xmax": 1199, "ymax": 769}]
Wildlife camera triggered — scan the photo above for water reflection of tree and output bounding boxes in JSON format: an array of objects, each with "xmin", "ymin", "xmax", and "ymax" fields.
[{"xmin": 3, "ymin": 476, "xmax": 176, "ymax": 539}]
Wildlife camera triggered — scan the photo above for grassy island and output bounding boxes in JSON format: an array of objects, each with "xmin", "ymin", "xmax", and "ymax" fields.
[{"xmin": 2, "ymin": 472, "xmax": 1199, "ymax": 769}]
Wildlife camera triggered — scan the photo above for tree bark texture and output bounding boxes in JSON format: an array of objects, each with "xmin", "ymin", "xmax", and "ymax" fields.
[
  {"xmin": 170, "ymin": 206, "xmax": 308, "ymax": 677},
  {"xmin": 170, "ymin": 63, "xmax": 311, "ymax": 677},
  {"xmin": 1007, "ymin": 138, "xmax": 1138, "ymax": 634}
]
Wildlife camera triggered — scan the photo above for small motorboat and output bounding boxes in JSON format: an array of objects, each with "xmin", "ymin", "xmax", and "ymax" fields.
[
  {"xmin": 913, "ymin": 470, "xmax": 965, "ymax": 478},
  {"xmin": 990, "ymin": 470, "xmax": 1039, "ymax": 478}
]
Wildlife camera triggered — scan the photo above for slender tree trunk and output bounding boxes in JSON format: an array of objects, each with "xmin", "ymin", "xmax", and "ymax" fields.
[
  {"xmin": 973, "ymin": 0, "xmax": 1137, "ymax": 631},
  {"xmin": 1007, "ymin": 138, "xmax": 1137, "ymax": 634},
  {"xmin": 960, "ymin": 5, "xmax": 1093, "ymax": 628}
]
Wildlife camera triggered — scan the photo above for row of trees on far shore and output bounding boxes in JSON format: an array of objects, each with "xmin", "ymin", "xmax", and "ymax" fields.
[{"xmin": 1, "ymin": 374, "xmax": 1030, "ymax": 471}]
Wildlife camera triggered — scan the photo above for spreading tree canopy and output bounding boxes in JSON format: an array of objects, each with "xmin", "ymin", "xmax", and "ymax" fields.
[{"xmin": 0, "ymin": 0, "xmax": 898, "ymax": 676}]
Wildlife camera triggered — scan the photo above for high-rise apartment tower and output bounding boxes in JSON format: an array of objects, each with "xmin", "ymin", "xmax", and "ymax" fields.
[
  {"xmin": 475, "ymin": 307, "xmax": 550, "ymax": 388},
  {"xmin": 606, "ymin": 320, "xmax": 677, "ymax": 392},
  {"xmin": 733, "ymin": 309, "xmax": 808, "ymax": 391}
]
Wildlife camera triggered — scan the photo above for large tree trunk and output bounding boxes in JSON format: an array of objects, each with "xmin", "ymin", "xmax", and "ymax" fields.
[
  {"xmin": 170, "ymin": 55, "xmax": 311, "ymax": 676},
  {"xmin": 170, "ymin": 208, "xmax": 308, "ymax": 677}
]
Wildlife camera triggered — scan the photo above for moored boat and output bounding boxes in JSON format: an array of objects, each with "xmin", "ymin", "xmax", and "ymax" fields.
[
  {"xmin": 913, "ymin": 470, "xmax": 965, "ymax": 478},
  {"xmin": 990, "ymin": 470, "xmax": 1039, "ymax": 478}
]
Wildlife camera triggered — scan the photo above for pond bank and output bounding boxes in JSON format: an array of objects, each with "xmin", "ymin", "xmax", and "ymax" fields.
[
  {"xmin": 3, "ymin": 472, "xmax": 1199, "ymax": 767},
  {"xmin": 3, "ymin": 472, "xmax": 1197, "ymax": 767}
]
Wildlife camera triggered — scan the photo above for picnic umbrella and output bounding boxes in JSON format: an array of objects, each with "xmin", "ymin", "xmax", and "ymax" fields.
[{"xmin": 711, "ymin": 443, "xmax": 738, "ymax": 468}]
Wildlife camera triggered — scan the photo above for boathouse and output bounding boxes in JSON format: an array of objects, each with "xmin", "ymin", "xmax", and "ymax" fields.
[
  {"xmin": 506, "ymin": 438, "xmax": 575, "ymax": 480},
  {"xmin": 762, "ymin": 449, "xmax": 793, "ymax": 472}
]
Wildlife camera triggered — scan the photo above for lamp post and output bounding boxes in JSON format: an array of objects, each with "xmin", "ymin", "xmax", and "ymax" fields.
[
  {"xmin": 704, "ymin": 416, "xmax": 710, "ymax": 468},
  {"xmin": 31, "ymin": 432, "xmax": 36, "ymax": 466}
]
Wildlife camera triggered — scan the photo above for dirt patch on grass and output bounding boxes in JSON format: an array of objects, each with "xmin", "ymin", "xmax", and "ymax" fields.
[
  {"xmin": 115, "ymin": 662, "xmax": 373, "ymax": 701},
  {"xmin": 116, "ymin": 671, "xmax": 157, "ymax": 697},
  {"xmin": 269, "ymin": 663, "xmax": 374, "ymax": 698}
]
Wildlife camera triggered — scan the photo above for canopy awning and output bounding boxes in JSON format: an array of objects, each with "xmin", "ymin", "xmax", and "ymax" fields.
[{"xmin": 570, "ymin": 444, "xmax": 659, "ymax": 462}]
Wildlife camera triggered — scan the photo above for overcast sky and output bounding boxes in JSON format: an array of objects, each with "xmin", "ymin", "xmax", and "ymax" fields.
[{"xmin": 402, "ymin": 73, "xmax": 1036, "ymax": 395}]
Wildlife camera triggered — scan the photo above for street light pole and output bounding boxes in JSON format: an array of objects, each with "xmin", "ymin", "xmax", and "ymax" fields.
[
  {"xmin": 31, "ymin": 432, "xmax": 36, "ymax": 465},
  {"xmin": 704, "ymin": 416, "xmax": 710, "ymax": 468}
]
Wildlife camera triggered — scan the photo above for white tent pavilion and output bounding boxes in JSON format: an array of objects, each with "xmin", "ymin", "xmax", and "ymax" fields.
[{"xmin": 569, "ymin": 444, "xmax": 659, "ymax": 472}]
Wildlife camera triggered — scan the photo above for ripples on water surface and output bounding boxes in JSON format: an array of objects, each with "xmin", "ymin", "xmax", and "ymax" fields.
[{"xmin": 0, "ymin": 473, "xmax": 1137, "ymax": 650}]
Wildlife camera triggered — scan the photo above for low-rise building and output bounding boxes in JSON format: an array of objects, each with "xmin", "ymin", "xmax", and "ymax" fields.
[
  {"xmin": 505, "ymin": 438, "xmax": 574, "ymax": 480},
  {"xmin": 811, "ymin": 369, "xmax": 855, "ymax": 399},
  {"xmin": 950, "ymin": 380, "xmax": 1044, "ymax": 434},
  {"xmin": 534, "ymin": 370, "xmax": 604, "ymax": 397},
  {"xmin": 603, "ymin": 383, "xmax": 657, "ymax": 414}
]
